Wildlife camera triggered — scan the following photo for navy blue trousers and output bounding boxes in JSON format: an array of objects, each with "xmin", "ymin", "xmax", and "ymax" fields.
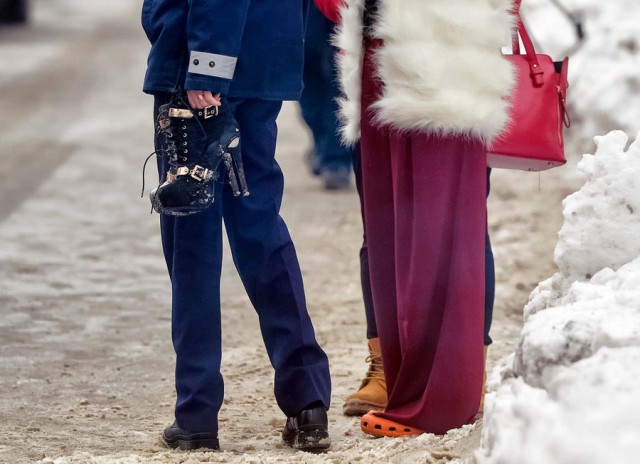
[
  {"xmin": 353, "ymin": 146, "xmax": 495, "ymax": 346},
  {"xmin": 154, "ymin": 95, "xmax": 331, "ymax": 433},
  {"xmin": 299, "ymin": 3, "xmax": 353, "ymax": 172}
]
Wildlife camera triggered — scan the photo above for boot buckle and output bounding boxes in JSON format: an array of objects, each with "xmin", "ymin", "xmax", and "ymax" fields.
[
  {"xmin": 190, "ymin": 165, "xmax": 210, "ymax": 181},
  {"xmin": 169, "ymin": 166, "xmax": 211, "ymax": 182},
  {"xmin": 203, "ymin": 106, "xmax": 218, "ymax": 119}
]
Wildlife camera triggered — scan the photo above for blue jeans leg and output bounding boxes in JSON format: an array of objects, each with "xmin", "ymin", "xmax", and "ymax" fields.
[
  {"xmin": 484, "ymin": 168, "xmax": 495, "ymax": 346},
  {"xmin": 300, "ymin": 3, "xmax": 352, "ymax": 172}
]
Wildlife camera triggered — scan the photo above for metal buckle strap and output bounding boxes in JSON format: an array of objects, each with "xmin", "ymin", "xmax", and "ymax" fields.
[
  {"xmin": 168, "ymin": 105, "xmax": 218, "ymax": 120},
  {"xmin": 168, "ymin": 108, "xmax": 194, "ymax": 119},
  {"xmin": 202, "ymin": 106, "xmax": 218, "ymax": 119},
  {"xmin": 189, "ymin": 165, "xmax": 211, "ymax": 181},
  {"xmin": 166, "ymin": 165, "xmax": 212, "ymax": 183}
]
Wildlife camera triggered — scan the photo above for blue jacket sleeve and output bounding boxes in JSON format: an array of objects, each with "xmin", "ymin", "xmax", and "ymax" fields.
[{"xmin": 184, "ymin": 0, "xmax": 251, "ymax": 94}]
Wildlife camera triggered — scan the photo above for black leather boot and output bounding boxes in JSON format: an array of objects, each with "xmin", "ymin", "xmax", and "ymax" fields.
[
  {"xmin": 282, "ymin": 402, "xmax": 330, "ymax": 452},
  {"xmin": 162, "ymin": 422, "xmax": 219, "ymax": 451},
  {"xmin": 150, "ymin": 93, "xmax": 248, "ymax": 216}
]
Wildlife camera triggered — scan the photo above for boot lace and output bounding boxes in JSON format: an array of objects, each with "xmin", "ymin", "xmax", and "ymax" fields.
[
  {"xmin": 141, "ymin": 101, "xmax": 180, "ymax": 199},
  {"xmin": 363, "ymin": 352, "xmax": 385, "ymax": 381},
  {"xmin": 142, "ymin": 93, "xmax": 221, "ymax": 212}
]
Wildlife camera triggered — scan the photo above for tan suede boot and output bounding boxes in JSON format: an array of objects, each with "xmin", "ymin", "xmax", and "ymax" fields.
[
  {"xmin": 476, "ymin": 346, "xmax": 488, "ymax": 419},
  {"xmin": 343, "ymin": 338, "xmax": 387, "ymax": 416}
]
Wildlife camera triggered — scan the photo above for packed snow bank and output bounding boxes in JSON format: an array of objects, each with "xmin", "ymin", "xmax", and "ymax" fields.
[
  {"xmin": 523, "ymin": 0, "xmax": 640, "ymax": 151},
  {"xmin": 480, "ymin": 348, "xmax": 640, "ymax": 464},
  {"xmin": 525, "ymin": 131, "xmax": 640, "ymax": 318},
  {"xmin": 475, "ymin": 131, "xmax": 640, "ymax": 464}
]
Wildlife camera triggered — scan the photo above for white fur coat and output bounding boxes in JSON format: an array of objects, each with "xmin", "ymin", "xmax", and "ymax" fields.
[{"xmin": 335, "ymin": 0, "xmax": 516, "ymax": 146}]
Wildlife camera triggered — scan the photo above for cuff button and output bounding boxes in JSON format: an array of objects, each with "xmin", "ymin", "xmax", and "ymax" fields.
[
  {"xmin": 209, "ymin": 61, "xmax": 216, "ymax": 68},
  {"xmin": 193, "ymin": 59, "xmax": 199, "ymax": 66}
]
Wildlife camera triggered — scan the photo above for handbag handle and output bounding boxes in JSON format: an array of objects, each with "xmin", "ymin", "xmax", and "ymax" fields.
[
  {"xmin": 511, "ymin": 0, "xmax": 523, "ymax": 53},
  {"xmin": 511, "ymin": 0, "xmax": 544, "ymax": 86}
]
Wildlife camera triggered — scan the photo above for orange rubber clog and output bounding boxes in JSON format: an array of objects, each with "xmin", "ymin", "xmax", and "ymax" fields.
[{"xmin": 360, "ymin": 412, "xmax": 423, "ymax": 438}]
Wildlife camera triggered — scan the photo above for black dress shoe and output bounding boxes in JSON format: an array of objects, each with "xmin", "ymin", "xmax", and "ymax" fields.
[
  {"xmin": 162, "ymin": 422, "xmax": 219, "ymax": 451},
  {"xmin": 282, "ymin": 402, "xmax": 330, "ymax": 451}
]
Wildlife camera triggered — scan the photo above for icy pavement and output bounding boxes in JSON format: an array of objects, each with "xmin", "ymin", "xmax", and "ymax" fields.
[
  {"xmin": 0, "ymin": 0, "xmax": 132, "ymax": 86},
  {"xmin": 0, "ymin": 1, "xmax": 577, "ymax": 463}
]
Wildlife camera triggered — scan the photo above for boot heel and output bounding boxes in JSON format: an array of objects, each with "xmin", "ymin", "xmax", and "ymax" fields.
[{"xmin": 282, "ymin": 403, "xmax": 330, "ymax": 452}]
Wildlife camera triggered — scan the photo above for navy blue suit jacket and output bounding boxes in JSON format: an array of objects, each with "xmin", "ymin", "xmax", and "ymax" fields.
[{"xmin": 142, "ymin": 0, "xmax": 310, "ymax": 100}]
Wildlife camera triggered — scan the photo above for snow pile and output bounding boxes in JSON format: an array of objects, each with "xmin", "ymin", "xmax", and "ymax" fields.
[
  {"xmin": 525, "ymin": 130, "xmax": 640, "ymax": 317},
  {"xmin": 476, "ymin": 131, "xmax": 640, "ymax": 464},
  {"xmin": 522, "ymin": 0, "xmax": 640, "ymax": 150}
]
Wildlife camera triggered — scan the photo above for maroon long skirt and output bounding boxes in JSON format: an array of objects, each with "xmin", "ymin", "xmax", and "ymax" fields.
[{"xmin": 359, "ymin": 39, "xmax": 486, "ymax": 434}]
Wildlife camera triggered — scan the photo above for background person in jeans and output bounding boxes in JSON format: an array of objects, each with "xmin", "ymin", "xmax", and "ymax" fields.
[{"xmin": 300, "ymin": 1, "xmax": 354, "ymax": 190}]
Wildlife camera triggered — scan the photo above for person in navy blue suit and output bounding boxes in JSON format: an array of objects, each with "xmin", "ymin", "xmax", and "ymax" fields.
[{"xmin": 141, "ymin": 0, "xmax": 331, "ymax": 452}]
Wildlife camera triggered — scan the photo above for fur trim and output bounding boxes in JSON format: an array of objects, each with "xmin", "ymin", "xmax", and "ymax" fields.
[
  {"xmin": 336, "ymin": 0, "xmax": 516, "ymax": 145},
  {"xmin": 334, "ymin": 0, "xmax": 364, "ymax": 145}
]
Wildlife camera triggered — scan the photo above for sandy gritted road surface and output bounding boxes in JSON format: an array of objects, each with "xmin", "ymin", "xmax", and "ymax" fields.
[{"xmin": 0, "ymin": 1, "xmax": 582, "ymax": 463}]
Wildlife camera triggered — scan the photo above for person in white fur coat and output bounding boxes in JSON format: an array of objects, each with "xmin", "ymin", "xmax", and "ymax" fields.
[{"xmin": 333, "ymin": 0, "xmax": 516, "ymax": 437}]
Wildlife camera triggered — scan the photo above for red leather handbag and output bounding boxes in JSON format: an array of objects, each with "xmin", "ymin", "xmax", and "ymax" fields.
[{"xmin": 487, "ymin": 0, "xmax": 571, "ymax": 171}]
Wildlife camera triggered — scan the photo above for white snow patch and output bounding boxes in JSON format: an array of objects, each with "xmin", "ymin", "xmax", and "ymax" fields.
[
  {"xmin": 480, "ymin": 348, "xmax": 640, "ymax": 464},
  {"xmin": 526, "ymin": 130, "xmax": 640, "ymax": 316},
  {"xmin": 477, "ymin": 130, "xmax": 640, "ymax": 463}
]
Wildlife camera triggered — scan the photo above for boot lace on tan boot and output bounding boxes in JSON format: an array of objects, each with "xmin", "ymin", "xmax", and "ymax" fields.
[{"xmin": 343, "ymin": 338, "xmax": 387, "ymax": 416}]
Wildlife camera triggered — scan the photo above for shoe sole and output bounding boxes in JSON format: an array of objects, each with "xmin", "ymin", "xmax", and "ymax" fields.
[
  {"xmin": 163, "ymin": 433, "xmax": 219, "ymax": 451},
  {"xmin": 150, "ymin": 190, "xmax": 212, "ymax": 217},
  {"xmin": 323, "ymin": 179, "xmax": 350, "ymax": 190},
  {"xmin": 343, "ymin": 400, "xmax": 386, "ymax": 417},
  {"xmin": 305, "ymin": 151, "xmax": 322, "ymax": 177},
  {"xmin": 360, "ymin": 413, "xmax": 423, "ymax": 438},
  {"xmin": 283, "ymin": 426, "xmax": 331, "ymax": 452}
]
